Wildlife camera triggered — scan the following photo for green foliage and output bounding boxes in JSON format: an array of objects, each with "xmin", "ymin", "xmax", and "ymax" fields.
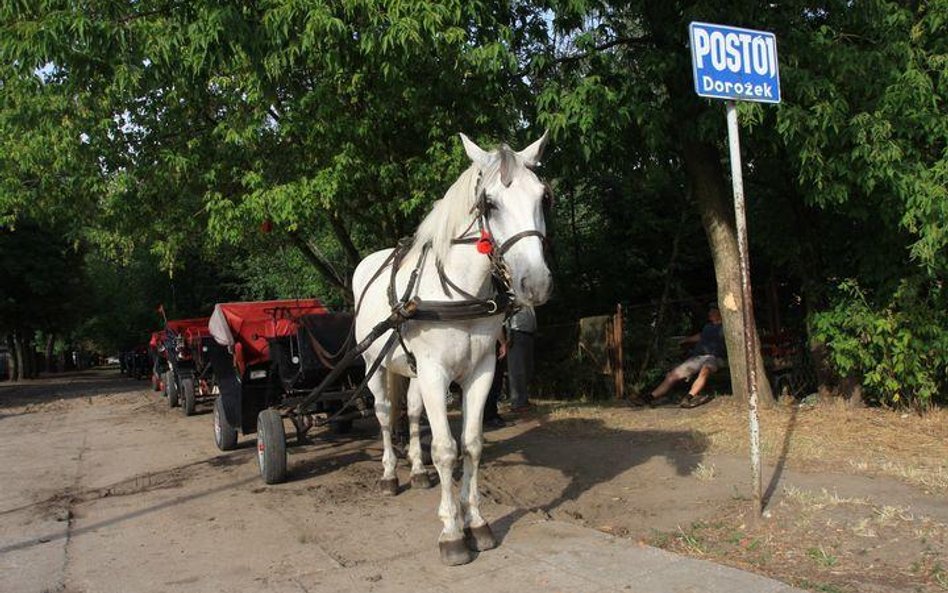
[
  {"xmin": 1, "ymin": 0, "xmax": 526, "ymax": 280},
  {"xmin": 0, "ymin": 222, "xmax": 86, "ymax": 335},
  {"xmin": 772, "ymin": 0, "xmax": 948, "ymax": 275},
  {"xmin": 228, "ymin": 239, "xmax": 347, "ymax": 309},
  {"xmin": 812, "ymin": 279, "xmax": 948, "ymax": 408},
  {"xmin": 75, "ymin": 244, "xmax": 244, "ymax": 352},
  {"xmin": 1, "ymin": 0, "xmax": 946, "ymax": 405}
]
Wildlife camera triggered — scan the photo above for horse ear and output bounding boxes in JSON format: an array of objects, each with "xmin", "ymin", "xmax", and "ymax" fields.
[
  {"xmin": 516, "ymin": 129, "xmax": 549, "ymax": 167},
  {"xmin": 460, "ymin": 133, "xmax": 490, "ymax": 166}
]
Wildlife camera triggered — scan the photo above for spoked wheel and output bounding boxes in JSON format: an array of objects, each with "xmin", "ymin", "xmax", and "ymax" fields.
[
  {"xmin": 165, "ymin": 371, "xmax": 179, "ymax": 407},
  {"xmin": 256, "ymin": 409, "xmax": 287, "ymax": 485},
  {"xmin": 213, "ymin": 396, "xmax": 238, "ymax": 451},
  {"xmin": 181, "ymin": 377, "xmax": 196, "ymax": 416}
]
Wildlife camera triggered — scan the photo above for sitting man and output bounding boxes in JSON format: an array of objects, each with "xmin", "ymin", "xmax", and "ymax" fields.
[{"xmin": 636, "ymin": 304, "xmax": 727, "ymax": 409}]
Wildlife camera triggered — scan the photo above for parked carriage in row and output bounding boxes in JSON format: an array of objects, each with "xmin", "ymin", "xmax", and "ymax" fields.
[
  {"xmin": 151, "ymin": 318, "xmax": 215, "ymax": 416},
  {"xmin": 207, "ymin": 299, "xmax": 367, "ymax": 484},
  {"xmin": 121, "ymin": 345, "xmax": 151, "ymax": 380}
]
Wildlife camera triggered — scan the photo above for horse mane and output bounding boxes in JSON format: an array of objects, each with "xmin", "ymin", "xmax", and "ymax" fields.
[{"xmin": 409, "ymin": 145, "xmax": 521, "ymax": 264}]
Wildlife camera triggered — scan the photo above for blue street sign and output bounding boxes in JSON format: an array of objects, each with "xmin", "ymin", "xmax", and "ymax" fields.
[{"xmin": 689, "ymin": 22, "xmax": 781, "ymax": 104}]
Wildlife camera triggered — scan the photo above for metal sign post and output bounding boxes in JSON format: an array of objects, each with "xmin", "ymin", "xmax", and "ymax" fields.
[{"xmin": 689, "ymin": 22, "xmax": 781, "ymax": 516}]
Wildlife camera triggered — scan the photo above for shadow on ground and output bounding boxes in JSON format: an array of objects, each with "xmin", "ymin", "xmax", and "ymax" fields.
[
  {"xmin": 0, "ymin": 369, "xmax": 146, "ymax": 412},
  {"xmin": 479, "ymin": 417, "xmax": 710, "ymax": 542}
]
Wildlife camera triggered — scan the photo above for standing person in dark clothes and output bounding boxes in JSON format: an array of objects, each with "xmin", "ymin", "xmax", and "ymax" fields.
[
  {"xmin": 633, "ymin": 304, "xmax": 727, "ymax": 409},
  {"xmin": 483, "ymin": 332, "xmax": 508, "ymax": 430},
  {"xmin": 507, "ymin": 305, "xmax": 536, "ymax": 413}
]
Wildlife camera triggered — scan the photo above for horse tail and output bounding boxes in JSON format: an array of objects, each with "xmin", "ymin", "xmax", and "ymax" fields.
[{"xmin": 385, "ymin": 369, "xmax": 410, "ymax": 441}]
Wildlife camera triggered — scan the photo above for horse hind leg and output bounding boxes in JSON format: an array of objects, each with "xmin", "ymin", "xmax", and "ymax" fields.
[
  {"xmin": 372, "ymin": 369, "xmax": 399, "ymax": 496},
  {"xmin": 406, "ymin": 379, "xmax": 432, "ymax": 489}
]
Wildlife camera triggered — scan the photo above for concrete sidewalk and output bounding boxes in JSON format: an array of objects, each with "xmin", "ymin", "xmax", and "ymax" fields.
[
  {"xmin": 304, "ymin": 516, "xmax": 804, "ymax": 593},
  {"xmin": 0, "ymin": 374, "xmax": 804, "ymax": 593}
]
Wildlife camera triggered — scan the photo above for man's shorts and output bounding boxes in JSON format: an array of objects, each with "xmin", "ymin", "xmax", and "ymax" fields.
[{"xmin": 672, "ymin": 355, "xmax": 725, "ymax": 380}]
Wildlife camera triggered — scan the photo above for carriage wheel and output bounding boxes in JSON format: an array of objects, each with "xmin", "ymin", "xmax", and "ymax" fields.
[
  {"xmin": 166, "ymin": 371, "xmax": 180, "ymax": 407},
  {"xmin": 213, "ymin": 396, "xmax": 238, "ymax": 451},
  {"xmin": 181, "ymin": 377, "xmax": 196, "ymax": 416},
  {"xmin": 256, "ymin": 409, "xmax": 287, "ymax": 485}
]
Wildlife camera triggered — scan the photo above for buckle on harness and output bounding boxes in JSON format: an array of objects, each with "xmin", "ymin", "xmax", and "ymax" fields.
[{"xmin": 392, "ymin": 298, "xmax": 419, "ymax": 321}]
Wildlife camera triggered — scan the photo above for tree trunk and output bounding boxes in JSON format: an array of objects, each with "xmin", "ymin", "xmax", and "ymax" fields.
[
  {"xmin": 13, "ymin": 331, "xmax": 26, "ymax": 382},
  {"xmin": 286, "ymin": 230, "xmax": 353, "ymax": 303},
  {"xmin": 45, "ymin": 333, "xmax": 55, "ymax": 373},
  {"xmin": 24, "ymin": 334, "xmax": 36, "ymax": 379},
  {"xmin": 5, "ymin": 334, "xmax": 17, "ymax": 382},
  {"xmin": 839, "ymin": 376, "xmax": 865, "ymax": 408},
  {"xmin": 681, "ymin": 141, "xmax": 775, "ymax": 407},
  {"xmin": 330, "ymin": 213, "xmax": 362, "ymax": 271}
]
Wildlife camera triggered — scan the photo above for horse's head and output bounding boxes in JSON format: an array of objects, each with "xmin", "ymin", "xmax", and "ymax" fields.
[{"xmin": 460, "ymin": 132, "xmax": 553, "ymax": 307}]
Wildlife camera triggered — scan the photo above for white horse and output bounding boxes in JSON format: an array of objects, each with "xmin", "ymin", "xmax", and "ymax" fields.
[{"xmin": 351, "ymin": 132, "xmax": 552, "ymax": 565}]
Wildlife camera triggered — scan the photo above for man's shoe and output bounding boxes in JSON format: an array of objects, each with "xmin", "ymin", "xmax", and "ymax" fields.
[
  {"xmin": 680, "ymin": 393, "xmax": 713, "ymax": 409},
  {"xmin": 625, "ymin": 395, "xmax": 647, "ymax": 408},
  {"xmin": 648, "ymin": 395, "xmax": 673, "ymax": 408},
  {"xmin": 484, "ymin": 416, "xmax": 507, "ymax": 430}
]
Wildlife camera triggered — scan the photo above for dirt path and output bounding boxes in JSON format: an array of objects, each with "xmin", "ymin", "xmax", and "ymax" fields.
[{"xmin": 0, "ymin": 371, "xmax": 941, "ymax": 592}]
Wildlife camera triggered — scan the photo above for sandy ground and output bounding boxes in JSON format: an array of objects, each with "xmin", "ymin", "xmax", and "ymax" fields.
[{"xmin": 0, "ymin": 370, "xmax": 942, "ymax": 592}]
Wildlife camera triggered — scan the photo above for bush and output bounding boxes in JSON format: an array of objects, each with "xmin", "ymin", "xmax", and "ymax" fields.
[{"xmin": 812, "ymin": 279, "xmax": 948, "ymax": 408}]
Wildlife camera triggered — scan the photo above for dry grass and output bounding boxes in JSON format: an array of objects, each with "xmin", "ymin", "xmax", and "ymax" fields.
[
  {"xmin": 654, "ymin": 485, "xmax": 948, "ymax": 593},
  {"xmin": 533, "ymin": 395, "xmax": 948, "ymax": 592},
  {"xmin": 535, "ymin": 395, "xmax": 948, "ymax": 493},
  {"xmin": 692, "ymin": 461, "xmax": 718, "ymax": 481},
  {"xmin": 781, "ymin": 486, "xmax": 871, "ymax": 510}
]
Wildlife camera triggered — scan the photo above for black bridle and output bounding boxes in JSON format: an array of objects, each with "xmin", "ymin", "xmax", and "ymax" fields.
[{"xmin": 450, "ymin": 174, "xmax": 554, "ymax": 292}]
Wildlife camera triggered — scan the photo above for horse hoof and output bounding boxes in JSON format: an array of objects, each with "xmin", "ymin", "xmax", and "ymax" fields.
[
  {"xmin": 411, "ymin": 472, "xmax": 432, "ymax": 489},
  {"xmin": 464, "ymin": 523, "xmax": 497, "ymax": 552},
  {"xmin": 439, "ymin": 539, "xmax": 473, "ymax": 566},
  {"xmin": 379, "ymin": 477, "xmax": 398, "ymax": 496}
]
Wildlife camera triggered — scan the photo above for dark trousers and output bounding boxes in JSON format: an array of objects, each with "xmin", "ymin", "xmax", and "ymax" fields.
[
  {"xmin": 508, "ymin": 330, "xmax": 535, "ymax": 407},
  {"xmin": 485, "ymin": 355, "xmax": 506, "ymax": 421}
]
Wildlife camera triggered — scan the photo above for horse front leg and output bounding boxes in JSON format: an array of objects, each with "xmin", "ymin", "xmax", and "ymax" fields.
[
  {"xmin": 459, "ymin": 355, "xmax": 497, "ymax": 552},
  {"xmin": 370, "ymin": 370, "xmax": 398, "ymax": 496},
  {"xmin": 416, "ymin": 363, "xmax": 471, "ymax": 565},
  {"xmin": 406, "ymin": 379, "xmax": 432, "ymax": 489}
]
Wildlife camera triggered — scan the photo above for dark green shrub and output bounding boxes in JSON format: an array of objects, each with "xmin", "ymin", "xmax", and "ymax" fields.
[{"xmin": 812, "ymin": 279, "xmax": 948, "ymax": 408}]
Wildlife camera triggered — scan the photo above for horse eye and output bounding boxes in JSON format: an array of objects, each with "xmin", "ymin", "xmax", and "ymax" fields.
[{"xmin": 484, "ymin": 198, "xmax": 498, "ymax": 211}]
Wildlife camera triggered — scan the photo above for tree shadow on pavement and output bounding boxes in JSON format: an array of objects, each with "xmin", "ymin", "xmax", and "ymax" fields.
[
  {"xmin": 480, "ymin": 417, "xmax": 710, "ymax": 543},
  {"xmin": 0, "ymin": 369, "xmax": 147, "ymax": 412}
]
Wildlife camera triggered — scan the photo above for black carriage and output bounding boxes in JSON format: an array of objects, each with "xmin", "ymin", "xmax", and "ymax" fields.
[
  {"xmin": 208, "ymin": 300, "xmax": 368, "ymax": 484},
  {"xmin": 156, "ymin": 318, "xmax": 215, "ymax": 416}
]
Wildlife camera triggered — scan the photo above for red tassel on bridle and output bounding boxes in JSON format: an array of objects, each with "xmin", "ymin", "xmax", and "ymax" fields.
[{"xmin": 476, "ymin": 229, "xmax": 493, "ymax": 254}]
